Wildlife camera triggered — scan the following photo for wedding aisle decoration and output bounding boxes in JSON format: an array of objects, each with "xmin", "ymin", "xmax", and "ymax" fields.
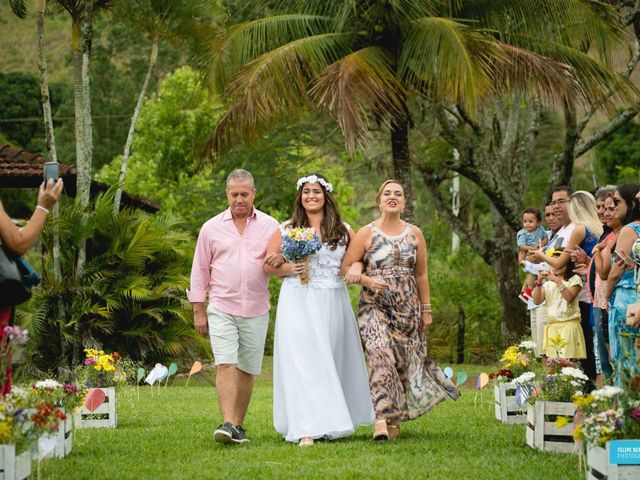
[
  {"xmin": 30, "ymin": 380, "xmax": 87, "ymax": 458},
  {"xmin": 491, "ymin": 340, "xmax": 540, "ymax": 424},
  {"xmin": 71, "ymin": 349, "xmax": 129, "ymax": 429},
  {"xmin": 1, "ymin": 389, "xmax": 66, "ymax": 480},
  {"xmin": 574, "ymin": 370, "xmax": 640, "ymax": 479},
  {"xmin": 523, "ymin": 358, "xmax": 589, "ymax": 453}
]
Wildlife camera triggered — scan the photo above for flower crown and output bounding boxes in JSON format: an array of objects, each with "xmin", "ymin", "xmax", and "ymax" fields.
[{"xmin": 296, "ymin": 175, "xmax": 333, "ymax": 192}]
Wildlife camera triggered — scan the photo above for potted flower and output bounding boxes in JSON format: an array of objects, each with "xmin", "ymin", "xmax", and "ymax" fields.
[
  {"xmin": 492, "ymin": 340, "xmax": 540, "ymax": 424},
  {"xmin": 524, "ymin": 358, "xmax": 588, "ymax": 453},
  {"xmin": 29, "ymin": 380, "xmax": 87, "ymax": 457},
  {"xmin": 574, "ymin": 371, "xmax": 640, "ymax": 478},
  {"xmin": 73, "ymin": 349, "xmax": 127, "ymax": 429},
  {"xmin": 1, "ymin": 390, "xmax": 66, "ymax": 479}
]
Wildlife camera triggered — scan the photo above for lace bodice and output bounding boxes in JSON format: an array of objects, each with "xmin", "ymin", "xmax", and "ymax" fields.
[{"xmin": 280, "ymin": 223, "xmax": 348, "ymax": 289}]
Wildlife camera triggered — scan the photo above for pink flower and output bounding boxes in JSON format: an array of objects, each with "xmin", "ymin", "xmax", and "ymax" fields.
[
  {"xmin": 84, "ymin": 358, "xmax": 96, "ymax": 365},
  {"xmin": 631, "ymin": 408, "xmax": 640, "ymax": 421}
]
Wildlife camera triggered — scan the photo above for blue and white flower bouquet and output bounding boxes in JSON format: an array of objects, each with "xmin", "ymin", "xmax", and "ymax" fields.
[{"xmin": 281, "ymin": 227, "xmax": 322, "ymax": 284}]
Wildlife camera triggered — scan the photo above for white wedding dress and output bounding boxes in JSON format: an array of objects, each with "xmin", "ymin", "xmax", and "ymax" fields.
[{"xmin": 273, "ymin": 225, "xmax": 374, "ymax": 442}]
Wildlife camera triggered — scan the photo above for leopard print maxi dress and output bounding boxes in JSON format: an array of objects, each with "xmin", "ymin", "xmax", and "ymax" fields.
[{"xmin": 358, "ymin": 223, "xmax": 458, "ymax": 422}]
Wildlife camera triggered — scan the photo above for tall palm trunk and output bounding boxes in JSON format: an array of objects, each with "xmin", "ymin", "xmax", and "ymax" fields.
[
  {"xmin": 114, "ymin": 34, "xmax": 159, "ymax": 212},
  {"xmin": 82, "ymin": 0, "xmax": 94, "ymax": 209},
  {"xmin": 37, "ymin": 0, "xmax": 66, "ymax": 360},
  {"xmin": 390, "ymin": 104, "xmax": 414, "ymax": 222}
]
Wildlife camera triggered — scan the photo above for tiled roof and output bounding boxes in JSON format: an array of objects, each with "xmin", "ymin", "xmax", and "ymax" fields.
[
  {"xmin": 0, "ymin": 144, "xmax": 75, "ymax": 177},
  {"xmin": 0, "ymin": 144, "xmax": 159, "ymax": 212}
]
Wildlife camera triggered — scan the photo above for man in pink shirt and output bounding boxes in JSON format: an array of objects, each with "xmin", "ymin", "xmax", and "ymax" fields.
[{"xmin": 188, "ymin": 169, "xmax": 280, "ymax": 444}]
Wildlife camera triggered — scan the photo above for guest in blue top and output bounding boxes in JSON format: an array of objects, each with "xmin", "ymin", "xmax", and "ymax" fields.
[{"xmin": 605, "ymin": 184, "xmax": 640, "ymax": 384}]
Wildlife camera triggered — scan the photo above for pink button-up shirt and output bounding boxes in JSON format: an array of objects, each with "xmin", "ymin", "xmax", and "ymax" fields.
[{"xmin": 187, "ymin": 207, "xmax": 279, "ymax": 317}]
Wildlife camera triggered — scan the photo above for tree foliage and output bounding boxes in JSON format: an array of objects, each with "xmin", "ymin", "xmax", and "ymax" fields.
[{"xmin": 15, "ymin": 190, "xmax": 208, "ymax": 373}]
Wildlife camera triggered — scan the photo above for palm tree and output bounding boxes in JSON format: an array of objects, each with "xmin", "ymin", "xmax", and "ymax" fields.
[
  {"xmin": 208, "ymin": 0, "xmax": 630, "ymax": 221},
  {"xmin": 111, "ymin": 0, "xmax": 224, "ymax": 212}
]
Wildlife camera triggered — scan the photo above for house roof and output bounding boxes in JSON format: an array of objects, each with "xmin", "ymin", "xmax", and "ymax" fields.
[{"xmin": 0, "ymin": 145, "xmax": 160, "ymax": 213}]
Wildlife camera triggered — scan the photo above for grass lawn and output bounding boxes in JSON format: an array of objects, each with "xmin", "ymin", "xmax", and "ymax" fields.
[{"xmin": 41, "ymin": 359, "xmax": 584, "ymax": 480}]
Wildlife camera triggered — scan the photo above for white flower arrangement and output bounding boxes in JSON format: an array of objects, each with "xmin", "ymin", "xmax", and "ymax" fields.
[
  {"xmin": 296, "ymin": 175, "xmax": 334, "ymax": 192},
  {"xmin": 33, "ymin": 379, "xmax": 62, "ymax": 390},
  {"xmin": 513, "ymin": 371, "xmax": 536, "ymax": 385},
  {"xmin": 560, "ymin": 366, "xmax": 589, "ymax": 381},
  {"xmin": 518, "ymin": 340, "xmax": 537, "ymax": 351},
  {"xmin": 591, "ymin": 385, "xmax": 623, "ymax": 400}
]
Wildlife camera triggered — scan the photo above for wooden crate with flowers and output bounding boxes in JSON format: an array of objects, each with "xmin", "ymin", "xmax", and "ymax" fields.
[
  {"xmin": 73, "ymin": 349, "xmax": 127, "ymax": 429},
  {"xmin": 492, "ymin": 340, "xmax": 540, "ymax": 424},
  {"xmin": 574, "ymin": 372, "xmax": 640, "ymax": 480},
  {"xmin": 0, "ymin": 392, "xmax": 31, "ymax": 480},
  {"xmin": 524, "ymin": 357, "xmax": 588, "ymax": 453},
  {"xmin": 1, "ymin": 389, "xmax": 66, "ymax": 480},
  {"xmin": 1, "ymin": 327, "xmax": 30, "ymax": 479},
  {"xmin": 30, "ymin": 380, "xmax": 86, "ymax": 458}
]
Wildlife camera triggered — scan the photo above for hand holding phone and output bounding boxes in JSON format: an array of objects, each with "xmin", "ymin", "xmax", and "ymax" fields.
[
  {"xmin": 43, "ymin": 161, "xmax": 59, "ymax": 187},
  {"xmin": 612, "ymin": 250, "xmax": 632, "ymax": 267}
]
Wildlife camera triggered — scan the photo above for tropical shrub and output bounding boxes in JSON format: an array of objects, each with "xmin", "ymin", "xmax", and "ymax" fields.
[{"xmin": 15, "ymin": 191, "xmax": 208, "ymax": 375}]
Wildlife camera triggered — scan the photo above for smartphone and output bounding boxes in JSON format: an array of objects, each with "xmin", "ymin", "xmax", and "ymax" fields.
[
  {"xmin": 612, "ymin": 250, "xmax": 632, "ymax": 265},
  {"xmin": 43, "ymin": 161, "xmax": 59, "ymax": 186}
]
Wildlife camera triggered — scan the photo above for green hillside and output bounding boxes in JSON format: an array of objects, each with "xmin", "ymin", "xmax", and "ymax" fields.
[{"xmin": 0, "ymin": 4, "xmax": 72, "ymax": 84}]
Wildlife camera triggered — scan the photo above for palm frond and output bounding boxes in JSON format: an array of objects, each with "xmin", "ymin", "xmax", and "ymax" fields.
[
  {"xmin": 223, "ymin": 14, "xmax": 332, "ymax": 68},
  {"xmin": 488, "ymin": 43, "xmax": 577, "ymax": 108},
  {"xmin": 8, "ymin": 0, "xmax": 27, "ymax": 18},
  {"xmin": 310, "ymin": 46, "xmax": 406, "ymax": 154},
  {"xmin": 457, "ymin": 0, "xmax": 624, "ymax": 63},
  {"xmin": 209, "ymin": 32, "xmax": 355, "ymax": 154},
  {"xmin": 400, "ymin": 17, "xmax": 500, "ymax": 113},
  {"xmin": 510, "ymin": 35, "xmax": 638, "ymax": 111}
]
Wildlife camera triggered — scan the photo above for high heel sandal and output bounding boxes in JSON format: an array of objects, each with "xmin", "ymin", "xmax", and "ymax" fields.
[
  {"xmin": 373, "ymin": 419, "xmax": 389, "ymax": 441},
  {"xmin": 388, "ymin": 421, "xmax": 400, "ymax": 440},
  {"xmin": 299, "ymin": 436, "xmax": 314, "ymax": 447}
]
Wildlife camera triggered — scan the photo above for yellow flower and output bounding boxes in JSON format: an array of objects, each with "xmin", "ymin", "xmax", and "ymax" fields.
[
  {"xmin": 573, "ymin": 424, "xmax": 583, "ymax": 441},
  {"xmin": 555, "ymin": 416, "xmax": 571, "ymax": 428},
  {"xmin": 0, "ymin": 421, "xmax": 11, "ymax": 442}
]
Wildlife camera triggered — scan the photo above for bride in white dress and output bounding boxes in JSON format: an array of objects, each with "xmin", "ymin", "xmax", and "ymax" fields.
[{"xmin": 264, "ymin": 174, "xmax": 374, "ymax": 446}]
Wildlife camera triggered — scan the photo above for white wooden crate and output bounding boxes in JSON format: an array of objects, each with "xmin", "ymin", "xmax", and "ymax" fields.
[
  {"xmin": 40, "ymin": 412, "xmax": 72, "ymax": 459},
  {"xmin": 0, "ymin": 445, "xmax": 31, "ymax": 480},
  {"xmin": 494, "ymin": 382, "xmax": 527, "ymax": 424},
  {"xmin": 525, "ymin": 401, "xmax": 577, "ymax": 453},
  {"xmin": 74, "ymin": 387, "xmax": 117, "ymax": 429},
  {"xmin": 587, "ymin": 443, "xmax": 640, "ymax": 480}
]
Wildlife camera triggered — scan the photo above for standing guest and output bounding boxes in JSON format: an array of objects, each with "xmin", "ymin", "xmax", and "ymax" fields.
[
  {"xmin": 531, "ymin": 189, "xmax": 601, "ymax": 382},
  {"xmin": 529, "ymin": 202, "xmax": 562, "ymax": 357},
  {"xmin": 574, "ymin": 186, "xmax": 616, "ymax": 380},
  {"xmin": 517, "ymin": 207, "xmax": 548, "ymax": 303},
  {"xmin": 341, "ymin": 180, "xmax": 458, "ymax": 441},
  {"xmin": 0, "ymin": 178, "xmax": 63, "ymax": 395},
  {"xmin": 265, "ymin": 174, "xmax": 373, "ymax": 447},
  {"xmin": 531, "ymin": 263, "xmax": 586, "ymax": 361},
  {"xmin": 605, "ymin": 184, "xmax": 640, "ymax": 381},
  {"xmin": 188, "ymin": 169, "xmax": 280, "ymax": 444}
]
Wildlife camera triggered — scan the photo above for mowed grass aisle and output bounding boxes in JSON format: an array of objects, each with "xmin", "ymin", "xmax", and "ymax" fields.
[{"xmin": 43, "ymin": 360, "xmax": 583, "ymax": 480}]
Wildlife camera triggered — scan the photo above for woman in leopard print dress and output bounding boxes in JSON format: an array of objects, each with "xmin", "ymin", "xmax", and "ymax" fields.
[{"xmin": 342, "ymin": 180, "xmax": 458, "ymax": 440}]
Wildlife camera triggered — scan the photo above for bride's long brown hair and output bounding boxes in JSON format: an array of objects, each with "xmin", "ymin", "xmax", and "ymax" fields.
[{"xmin": 288, "ymin": 173, "xmax": 349, "ymax": 249}]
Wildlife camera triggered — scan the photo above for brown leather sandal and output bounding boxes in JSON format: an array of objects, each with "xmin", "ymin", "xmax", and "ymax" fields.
[
  {"xmin": 388, "ymin": 421, "xmax": 400, "ymax": 440},
  {"xmin": 373, "ymin": 419, "xmax": 389, "ymax": 441}
]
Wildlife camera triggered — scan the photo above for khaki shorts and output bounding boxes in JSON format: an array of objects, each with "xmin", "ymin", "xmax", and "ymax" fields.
[{"xmin": 207, "ymin": 304, "xmax": 269, "ymax": 375}]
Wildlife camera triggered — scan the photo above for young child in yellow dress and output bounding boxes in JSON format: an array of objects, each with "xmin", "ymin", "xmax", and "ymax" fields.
[{"xmin": 531, "ymin": 262, "xmax": 586, "ymax": 359}]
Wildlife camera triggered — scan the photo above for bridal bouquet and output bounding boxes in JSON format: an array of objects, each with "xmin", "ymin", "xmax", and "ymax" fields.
[{"xmin": 281, "ymin": 227, "xmax": 322, "ymax": 284}]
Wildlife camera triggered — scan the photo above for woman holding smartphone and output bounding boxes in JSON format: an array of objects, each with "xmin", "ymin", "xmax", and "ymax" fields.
[
  {"xmin": 0, "ymin": 176, "xmax": 63, "ymax": 395},
  {"xmin": 605, "ymin": 184, "xmax": 640, "ymax": 382}
]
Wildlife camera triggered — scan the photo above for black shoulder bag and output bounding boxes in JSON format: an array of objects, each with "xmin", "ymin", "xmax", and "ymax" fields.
[{"xmin": 0, "ymin": 245, "xmax": 41, "ymax": 308}]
